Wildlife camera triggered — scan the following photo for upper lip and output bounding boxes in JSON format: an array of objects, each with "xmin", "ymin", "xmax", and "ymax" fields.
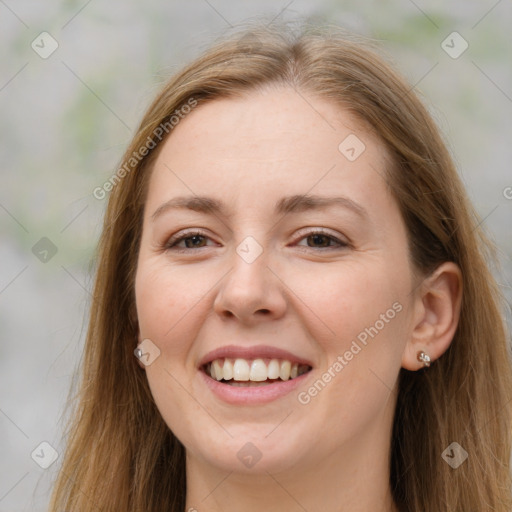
[{"xmin": 198, "ymin": 344, "xmax": 314, "ymax": 368}]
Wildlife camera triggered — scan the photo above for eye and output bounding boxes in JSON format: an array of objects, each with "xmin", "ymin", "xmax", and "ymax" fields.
[
  {"xmin": 163, "ymin": 228, "xmax": 349, "ymax": 253},
  {"xmin": 164, "ymin": 230, "xmax": 215, "ymax": 252},
  {"xmin": 295, "ymin": 228, "xmax": 348, "ymax": 250}
]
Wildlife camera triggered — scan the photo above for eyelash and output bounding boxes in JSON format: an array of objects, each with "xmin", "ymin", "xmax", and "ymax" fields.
[{"xmin": 163, "ymin": 228, "xmax": 349, "ymax": 253}]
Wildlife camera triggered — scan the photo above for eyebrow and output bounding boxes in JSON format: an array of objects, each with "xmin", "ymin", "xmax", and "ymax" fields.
[{"xmin": 151, "ymin": 194, "xmax": 369, "ymax": 221}]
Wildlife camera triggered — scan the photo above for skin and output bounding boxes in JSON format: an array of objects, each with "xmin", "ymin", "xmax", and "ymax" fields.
[{"xmin": 134, "ymin": 86, "xmax": 462, "ymax": 512}]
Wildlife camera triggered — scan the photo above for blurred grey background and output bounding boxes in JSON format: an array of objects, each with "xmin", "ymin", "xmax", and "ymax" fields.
[{"xmin": 1, "ymin": 1, "xmax": 511, "ymax": 510}]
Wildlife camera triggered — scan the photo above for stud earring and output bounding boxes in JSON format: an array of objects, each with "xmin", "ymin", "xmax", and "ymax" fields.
[{"xmin": 417, "ymin": 350, "xmax": 431, "ymax": 368}]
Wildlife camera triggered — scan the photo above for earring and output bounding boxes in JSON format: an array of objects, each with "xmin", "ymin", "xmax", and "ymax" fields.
[{"xmin": 417, "ymin": 350, "xmax": 431, "ymax": 368}]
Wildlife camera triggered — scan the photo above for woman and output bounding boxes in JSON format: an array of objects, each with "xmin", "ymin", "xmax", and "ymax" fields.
[{"xmin": 49, "ymin": 23, "xmax": 512, "ymax": 511}]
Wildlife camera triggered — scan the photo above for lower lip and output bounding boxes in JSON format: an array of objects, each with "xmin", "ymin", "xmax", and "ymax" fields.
[{"xmin": 199, "ymin": 370, "xmax": 311, "ymax": 405}]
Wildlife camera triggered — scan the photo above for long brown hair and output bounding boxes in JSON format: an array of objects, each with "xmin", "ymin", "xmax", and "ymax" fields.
[{"xmin": 49, "ymin": 23, "xmax": 512, "ymax": 511}]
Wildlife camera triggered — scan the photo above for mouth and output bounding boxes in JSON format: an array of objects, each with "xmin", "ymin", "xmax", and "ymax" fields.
[
  {"xmin": 202, "ymin": 358, "xmax": 313, "ymax": 386},
  {"xmin": 197, "ymin": 345, "xmax": 314, "ymax": 403}
]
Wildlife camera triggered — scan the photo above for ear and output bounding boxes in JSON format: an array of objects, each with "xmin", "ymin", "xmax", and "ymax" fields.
[{"xmin": 402, "ymin": 261, "xmax": 462, "ymax": 371}]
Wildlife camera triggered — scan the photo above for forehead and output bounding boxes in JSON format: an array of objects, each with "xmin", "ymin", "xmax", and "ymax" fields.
[{"xmin": 146, "ymin": 87, "xmax": 394, "ymax": 218}]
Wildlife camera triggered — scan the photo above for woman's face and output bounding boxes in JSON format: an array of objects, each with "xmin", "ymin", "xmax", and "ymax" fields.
[{"xmin": 135, "ymin": 87, "xmax": 417, "ymax": 474}]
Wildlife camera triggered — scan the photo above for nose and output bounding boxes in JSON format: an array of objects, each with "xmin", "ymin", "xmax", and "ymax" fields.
[{"xmin": 212, "ymin": 245, "xmax": 287, "ymax": 324}]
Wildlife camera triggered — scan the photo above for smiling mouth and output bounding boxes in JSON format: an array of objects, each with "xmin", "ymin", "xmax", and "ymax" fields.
[{"xmin": 203, "ymin": 357, "xmax": 312, "ymax": 386}]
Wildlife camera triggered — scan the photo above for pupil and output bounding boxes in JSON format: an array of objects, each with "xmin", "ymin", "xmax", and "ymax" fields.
[
  {"xmin": 186, "ymin": 235, "xmax": 205, "ymax": 248},
  {"xmin": 309, "ymin": 234, "xmax": 328, "ymax": 247}
]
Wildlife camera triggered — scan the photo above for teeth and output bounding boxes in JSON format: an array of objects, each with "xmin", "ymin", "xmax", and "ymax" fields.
[
  {"xmin": 206, "ymin": 357, "xmax": 311, "ymax": 383},
  {"xmin": 250, "ymin": 359, "xmax": 268, "ymax": 381},
  {"xmin": 212, "ymin": 360, "xmax": 223, "ymax": 381},
  {"xmin": 280, "ymin": 360, "xmax": 291, "ymax": 381},
  {"xmin": 222, "ymin": 358, "xmax": 233, "ymax": 380},
  {"xmin": 233, "ymin": 359, "xmax": 250, "ymax": 381},
  {"xmin": 267, "ymin": 359, "xmax": 280, "ymax": 379}
]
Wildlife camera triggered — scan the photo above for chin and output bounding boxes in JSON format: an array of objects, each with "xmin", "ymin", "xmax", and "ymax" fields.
[{"xmin": 210, "ymin": 443, "xmax": 303, "ymax": 474}]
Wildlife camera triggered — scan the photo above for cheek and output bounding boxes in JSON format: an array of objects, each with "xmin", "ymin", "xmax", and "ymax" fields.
[
  {"xmin": 291, "ymin": 262, "xmax": 409, "ymax": 445},
  {"xmin": 134, "ymin": 261, "xmax": 211, "ymax": 441},
  {"xmin": 134, "ymin": 260, "xmax": 209, "ymax": 359},
  {"xmin": 290, "ymin": 257, "xmax": 408, "ymax": 349},
  {"xmin": 292, "ymin": 257, "xmax": 410, "ymax": 411}
]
